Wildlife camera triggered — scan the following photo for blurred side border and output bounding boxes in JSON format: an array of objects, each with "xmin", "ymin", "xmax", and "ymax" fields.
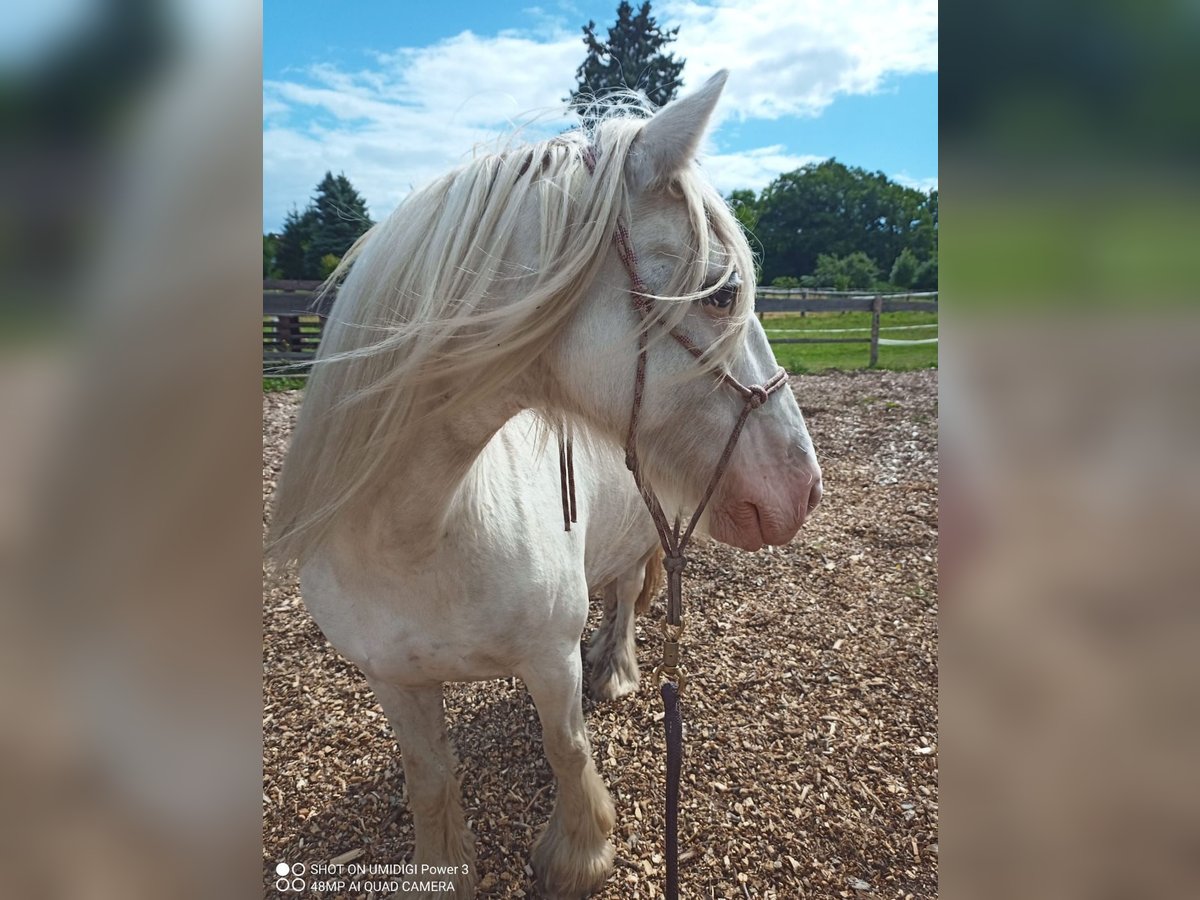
[
  {"xmin": 1, "ymin": 3, "xmax": 263, "ymax": 899},
  {"xmin": 942, "ymin": 0, "xmax": 1200, "ymax": 897}
]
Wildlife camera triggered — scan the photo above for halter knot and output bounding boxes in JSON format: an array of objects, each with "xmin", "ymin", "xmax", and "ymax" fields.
[
  {"xmin": 662, "ymin": 554, "xmax": 688, "ymax": 575},
  {"xmin": 747, "ymin": 385, "xmax": 770, "ymax": 409}
]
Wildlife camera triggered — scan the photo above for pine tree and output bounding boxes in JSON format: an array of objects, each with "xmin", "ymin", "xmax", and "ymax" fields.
[
  {"xmin": 275, "ymin": 206, "xmax": 318, "ymax": 280},
  {"xmin": 568, "ymin": 1, "xmax": 685, "ymax": 121},
  {"xmin": 304, "ymin": 172, "xmax": 373, "ymax": 277}
]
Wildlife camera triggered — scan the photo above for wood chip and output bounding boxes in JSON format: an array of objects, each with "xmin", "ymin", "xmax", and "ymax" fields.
[{"xmin": 262, "ymin": 370, "xmax": 939, "ymax": 899}]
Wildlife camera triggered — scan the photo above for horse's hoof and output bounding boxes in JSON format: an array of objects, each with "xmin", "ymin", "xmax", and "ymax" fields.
[
  {"xmin": 586, "ymin": 635, "xmax": 640, "ymax": 701},
  {"xmin": 588, "ymin": 667, "xmax": 640, "ymax": 701},
  {"xmin": 531, "ymin": 836, "xmax": 614, "ymax": 899}
]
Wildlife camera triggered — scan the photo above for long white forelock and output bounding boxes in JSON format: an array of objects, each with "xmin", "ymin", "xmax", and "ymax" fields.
[{"xmin": 267, "ymin": 106, "xmax": 752, "ymax": 563}]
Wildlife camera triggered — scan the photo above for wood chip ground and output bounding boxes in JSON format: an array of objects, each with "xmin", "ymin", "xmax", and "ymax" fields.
[{"xmin": 263, "ymin": 369, "xmax": 938, "ymax": 899}]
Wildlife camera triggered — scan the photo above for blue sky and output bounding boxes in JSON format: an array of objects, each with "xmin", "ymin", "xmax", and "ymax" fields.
[{"xmin": 264, "ymin": 0, "xmax": 937, "ymax": 232}]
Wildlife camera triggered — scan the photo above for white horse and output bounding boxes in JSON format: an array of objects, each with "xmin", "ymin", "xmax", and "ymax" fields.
[{"xmin": 269, "ymin": 71, "xmax": 822, "ymax": 899}]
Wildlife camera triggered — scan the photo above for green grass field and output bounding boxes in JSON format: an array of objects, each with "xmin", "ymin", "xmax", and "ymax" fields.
[
  {"xmin": 263, "ymin": 308, "xmax": 937, "ymax": 391},
  {"xmin": 763, "ymin": 309, "xmax": 938, "ymax": 373},
  {"xmin": 263, "ymin": 375, "xmax": 308, "ymax": 391}
]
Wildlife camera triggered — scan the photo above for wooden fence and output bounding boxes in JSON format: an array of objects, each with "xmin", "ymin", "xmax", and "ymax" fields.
[
  {"xmin": 754, "ymin": 289, "xmax": 938, "ymax": 367},
  {"xmin": 264, "ymin": 280, "xmax": 937, "ymax": 372},
  {"xmin": 262, "ymin": 280, "xmax": 333, "ymax": 372}
]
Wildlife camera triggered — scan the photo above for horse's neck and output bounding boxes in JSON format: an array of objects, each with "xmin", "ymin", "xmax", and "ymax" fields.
[{"xmin": 361, "ymin": 394, "xmax": 525, "ymax": 556}]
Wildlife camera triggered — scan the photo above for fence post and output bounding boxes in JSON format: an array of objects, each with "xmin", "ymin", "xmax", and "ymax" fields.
[{"xmin": 868, "ymin": 293, "xmax": 882, "ymax": 367}]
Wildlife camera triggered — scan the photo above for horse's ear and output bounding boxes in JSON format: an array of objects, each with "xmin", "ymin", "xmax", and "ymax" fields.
[{"xmin": 628, "ymin": 69, "xmax": 728, "ymax": 190}]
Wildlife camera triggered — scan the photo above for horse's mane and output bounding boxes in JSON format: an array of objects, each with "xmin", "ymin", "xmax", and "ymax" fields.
[{"xmin": 268, "ymin": 107, "xmax": 755, "ymax": 564}]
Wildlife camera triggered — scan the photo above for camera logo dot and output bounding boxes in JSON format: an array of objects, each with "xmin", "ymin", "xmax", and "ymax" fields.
[{"xmin": 274, "ymin": 863, "xmax": 305, "ymax": 892}]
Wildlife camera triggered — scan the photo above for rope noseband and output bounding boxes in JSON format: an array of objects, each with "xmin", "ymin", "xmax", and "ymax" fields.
[{"xmin": 567, "ymin": 146, "xmax": 789, "ymax": 900}]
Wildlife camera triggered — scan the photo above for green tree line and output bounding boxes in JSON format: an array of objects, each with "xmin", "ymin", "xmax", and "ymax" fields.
[
  {"xmin": 736, "ymin": 160, "xmax": 937, "ymax": 291},
  {"xmin": 264, "ymin": 161, "xmax": 937, "ymax": 292}
]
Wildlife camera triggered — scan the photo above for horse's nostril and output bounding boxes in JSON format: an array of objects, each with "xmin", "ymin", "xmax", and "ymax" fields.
[{"xmin": 808, "ymin": 480, "xmax": 823, "ymax": 512}]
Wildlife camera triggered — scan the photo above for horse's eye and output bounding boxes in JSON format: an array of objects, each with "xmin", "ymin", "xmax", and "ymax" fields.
[
  {"xmin": 701, "ymin": 272, "xmax": 740, "ymax": 310},
  {"xmin": 708, "ymin": 284, "xmax": 736, "ymax": 308}
]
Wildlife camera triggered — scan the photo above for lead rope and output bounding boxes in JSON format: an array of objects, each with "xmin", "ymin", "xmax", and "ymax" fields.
[
  {"xmin": 662, "ymin": 677, "xmax": 683, "ymax": 899},
  {"xmin": 575, "ymin": 144, "xmax": 788, "ymax": 899}
]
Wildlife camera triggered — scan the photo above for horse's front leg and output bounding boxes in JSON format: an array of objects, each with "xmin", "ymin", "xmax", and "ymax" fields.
[
  {"xmin": 369, "ymin": 679, "xmax": 478, "ymax": 899},
  {"xmin": 522, "ymin": 644, "xmax": 616, "ymax": 898}
]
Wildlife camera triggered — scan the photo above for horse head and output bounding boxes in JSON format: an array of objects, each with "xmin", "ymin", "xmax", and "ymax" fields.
[{"xmin": 548, "ymin": 71, "xmax": 823, "ymax": 551}]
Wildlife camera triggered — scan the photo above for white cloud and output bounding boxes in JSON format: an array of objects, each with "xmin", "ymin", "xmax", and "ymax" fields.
[
  {"xmin": 701, "ymin": 145, "xmax": 827, "ymax": 194},
  {"xmin": 262, "ymin": 95, "xmax": 290, "ymax": 120},
  {"xmin": 263, "ymin": 0, "xmax": 937, "ymax": 230},
  {"xmin": 662, "ymin": 0, "xmax": 937, "ymax": 123},
  {"xmin": 262, "ymin": 28, "xmax": 583, "ymax": 229}
]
